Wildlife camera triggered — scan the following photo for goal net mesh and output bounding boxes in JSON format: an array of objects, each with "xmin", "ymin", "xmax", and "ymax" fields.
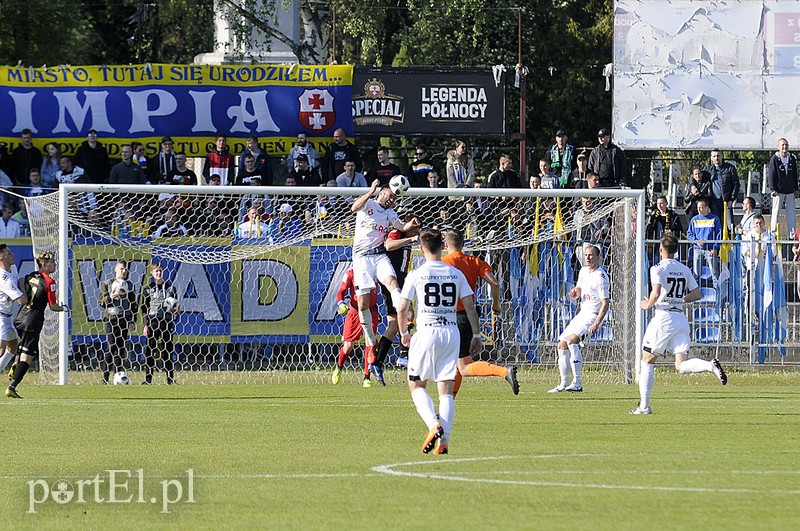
[{"xmin": 25, "ymin": 185, "xmax": 640, "ymax": 386}]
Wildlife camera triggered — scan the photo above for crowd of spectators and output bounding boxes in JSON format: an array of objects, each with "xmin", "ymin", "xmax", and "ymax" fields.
[{"xmin": 0, "ymin": 126, "xmax": 634, "ymax": 246}]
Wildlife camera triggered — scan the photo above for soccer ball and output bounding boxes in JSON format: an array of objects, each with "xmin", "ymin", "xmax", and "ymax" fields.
[
  {"xmin": 112, "ymin": 371, "xmax": 130, "ymax": 385},
  {"xmin": 389, "ymin": 174, "xmax": 410, "ymax": 196},
  {"xmin": 111, "ymin": 279, "xmax": 128, "ymax": 297},
  {"xmin": 162, "ymin": 296, "xmax": 179, "ymax": 312}
]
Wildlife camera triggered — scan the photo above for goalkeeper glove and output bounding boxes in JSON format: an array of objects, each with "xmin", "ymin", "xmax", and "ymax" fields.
[{"xmin": 337, "ymin": 301, "xmax": 349, "ymax": 315}]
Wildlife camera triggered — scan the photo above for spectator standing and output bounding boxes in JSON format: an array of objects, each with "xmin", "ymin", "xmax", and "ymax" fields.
[
  {"xmin": 487, "ymin": 154, "xmax": 522, "ymax": 189},
  {"xmin": 685, "ymin": 167, "xmax": 712, "ymax": 220},
  {"xmin": 545, "ymin": 129, "xmax": 575, "ymax": 188},
  {"xmin": 367, "ymin": 146, "xmax": 402, "ymax": 186},
  {"xmin": 40, "ymin": 142, "xmax": 61, "ymax": 189},
  {"xmin": 766, "ymin": 138, "xmax": 799, "ymax": 237},
  {"xmin": 131, "ymin": 142, "xmax": 152, "ymax": 181},
  {"xmin": 286, "ymin": 131, "xmax": 319, "ymax": 171},
  {"xmin": 168, "ymin": 153, "xmax": 198, "ymax": 185},
  {"xmin": 154, "ymin": 137, "xmax": 177, "ymax": 184},
  {"xmin": 538, "ymin": 158, "xmax": 560, "ymax": 189},
  {"xmin": 703, "ymin": 149, "xmax": 739, "ymax": 228},
  {"xmin": 238, "ymin": 135, "xmax": 273, "ymax": 184},
  {"xmin": 588, "ymin": 128, "xmax": 626, "ymax": 188},
  {"xmin": 687, "ymin": 198, "xmax": 722, "ymax": 287},
  {"xmin": 109, "ymin": 145, "xmax": 147, "ymax": 185},
  {"xmin": 646, "ymin": 196, "xmax": 683, "ymax": 239},
  {"xmin": 203, "ymin": 133, "xmax": 236, "ymax": 186},
  {"xmin": 445, "ymin": 141, "xmax": 475, "ymax": 190},
  {"xmin": 55, "ymin": 156, "xmax": 87, "ymax": 185},
  {"xmin": 736, "ymin": 196, "xmax": 757, "ymax": 237},
  {"xmin": 235, "ymin": 153, "xmax": 271, "ymax": 186},
  {"xmin": 569, "ymin": 152, "xmax": 590, "ymax": 189},
  {"xmin": 288, "ymin": 154, "xmax": 322, "ymax": 187},
  {"xmin": 409, "ymin": 145, "xmax": 437, "ymax": 188},
  {"xmin": 322, "ymin": 128, "xmax": 361, "ymax": 181},
  {"xmin": 336, "ymin": 160, "xmax": 368, "ymax": 189},
  {"xmin": 74, "ymin": 129, "xmax": 110, "ymax": 184},
  {"xmin": 9, "ymin": 129, "xmax": 42, "ymax": 185}
]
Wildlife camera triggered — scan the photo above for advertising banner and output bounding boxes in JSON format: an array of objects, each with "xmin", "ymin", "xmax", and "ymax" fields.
[
  {"xmin": 0, "ymin": 64, "xmax": 353, "ymax": 157},
  {"xmin": 353, "ymin": 67, "xmax": 505, "ymax": 136}
]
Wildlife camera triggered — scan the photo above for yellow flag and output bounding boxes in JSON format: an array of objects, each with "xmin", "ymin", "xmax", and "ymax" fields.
[{"xmin": 529, "ymin": 198, "xmax": 541, "ymax": 274}]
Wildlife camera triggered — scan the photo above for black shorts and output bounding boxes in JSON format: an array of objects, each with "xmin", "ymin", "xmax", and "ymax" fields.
[
  {"xmin": 16, "ymin": 329, "xmax": 42, "ymax": 358},
  {"xmin": 457, "ymin": 311, "xmax": 472, "ymax": 359},
  {"xmin": 380, "ymin": 272, "xmax": 407, "ymax": 316}
]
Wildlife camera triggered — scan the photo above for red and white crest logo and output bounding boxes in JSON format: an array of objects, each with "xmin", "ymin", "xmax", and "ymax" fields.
[{"xmin": 299, "ymin": 89, "xmax": 335, "ymax": 133}]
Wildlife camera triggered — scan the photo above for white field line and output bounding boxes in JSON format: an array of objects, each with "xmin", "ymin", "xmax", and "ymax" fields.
[{"xmin": 371, "ymin": 455, "xmax": 800, "ymax": 495}]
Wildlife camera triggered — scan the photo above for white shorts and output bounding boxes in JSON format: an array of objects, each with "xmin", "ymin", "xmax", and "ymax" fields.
[
  {"xmin": 352, "ymin": 253, "xmax": 396, "ymax": 296},
  {"xmin": 558, "ymin": 311, "xmax": 597, "ymax": 342},
  {"xmin": 642, "ymin": 310, "xmax": 690, "ymax": 356},
  {"xmin": 0, "ymin": 315, "xmax": 18, "ymax": 342},
  {"xmin": 407, "ymin": 327, "xmax": 459, "ymax": 383}
]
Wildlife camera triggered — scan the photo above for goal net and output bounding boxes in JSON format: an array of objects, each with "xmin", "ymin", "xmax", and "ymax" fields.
[{"xmin": 25, "ymin": 184, "xmax": 645, "ymax": 386}]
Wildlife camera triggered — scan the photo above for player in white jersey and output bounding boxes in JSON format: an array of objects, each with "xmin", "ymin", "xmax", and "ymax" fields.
[
  {"xmin": 351, "ymin": 179, "xmax": 420, "ymax": 366},
  {"xmin": 0, "ymin": 244, "xmax": 27, "ymax": 373},
  {"xmin": 549, "ymin": 243, "xmax": 609, "ymax": 393},
  {"xmin": 631, "ymin": 234, "xmax": 727, "ymax": 415},
  {"xmin": 398, "ymin": 229, "xmax": 481, "ymax": 455}
]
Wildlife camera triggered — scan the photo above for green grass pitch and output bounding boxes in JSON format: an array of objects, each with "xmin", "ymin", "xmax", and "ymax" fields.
[{"xmin": 1, "ymin": 369, "xmax": 798, "ymax": 529}]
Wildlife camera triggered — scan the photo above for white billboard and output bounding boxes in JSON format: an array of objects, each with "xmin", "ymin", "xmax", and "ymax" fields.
[{"xmin": 614, "ymin": 1, "xmax": 800, "ymax": 149}]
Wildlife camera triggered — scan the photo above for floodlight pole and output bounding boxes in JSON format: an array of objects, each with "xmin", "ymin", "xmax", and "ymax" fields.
[{"xmin": 518, "ymin": 9, "xmax": 527, "ymax": 177}]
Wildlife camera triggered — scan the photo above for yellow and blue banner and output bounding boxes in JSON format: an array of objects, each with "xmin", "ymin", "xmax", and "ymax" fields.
[{"xmin": 0, "ymin": 64, "xmax": 353, "ymax": 157}]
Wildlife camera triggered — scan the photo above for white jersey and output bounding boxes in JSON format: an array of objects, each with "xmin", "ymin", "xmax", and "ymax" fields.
[
  {"xmin": 576, "ymin": 266, "xmax": 610, "ymax": 315},
  {"xmin": 353, "ymin": 198, "xmax": 401, "ymax": 257},
  {"xmin": 650, "ymin": 258, "xmax": 698, "ymax": 312},
  {"xmin": 0, "ymin": 265, "xmax": 22, "ymax": 316},
  {"xmin": 401, "ymin": 261, "xmax": 473, "ymax": 328}
]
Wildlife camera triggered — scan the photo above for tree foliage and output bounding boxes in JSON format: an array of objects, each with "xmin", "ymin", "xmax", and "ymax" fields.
[
  {"xmin": 0, "ymin": 0, "xmax": 613, "ymax": 148},
  {"xmin": 0, "ymin": 0, "xmax": 214, "ymax": 66}
]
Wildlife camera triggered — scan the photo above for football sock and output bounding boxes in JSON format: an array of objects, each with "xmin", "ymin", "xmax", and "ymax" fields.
[
  {"xmin": 10, "ymin": 360, "xmax": 30, "ymax": 388},
  {"xmin": 411, "ymin": 387, "xmax": 437, "ymax": 429},
  {"xmin": 568, "ymin": 343, "xmax": 583, "ymax": 385},
  {"xmin": 639, "ymin": 363, "xmax": 655, "ymax": 409},
  {"xmin": 390, "ymin": 289, "xmax": 403, "ymax": 316},
  {"xmin": 358, "ymin": 309, "xmax": 376, "ymax": 346},
  {"xmin": 375, "ymin": 335, "xmax": 393, "ymax": 366},
  {"xmin": 678, "ymin": 358, "xmax": 713, "ymax": 374},
  {"xmin": 438, "ymin": 393, "xmax": 455, "ymax": 444},
  {"xmin": 337, "ymin": 347, "xmax": 348, "ymax": 368},
  {"xmin": 102, "ymin": 370, "xmax": 110, "ymax": 383},
  {"xmin": 453, "ymin": 371, "xmax": 463, "ymax": 398},
  {"xmin": 464, "ymin": 361, "xmax": 507, "ymax": 378},
  {"xmin": 557, "ymin": 349, "xmax": 570, "ymax": 387},
  {"xmin": 363, "ymin": 353, "xmax": 370, "ymax": 376},
  {"xmin": 145, "ymin": 353, "xmax": 155, "ymax": 376},
  {"xmin": 165, "ymin": 359, "xmax": 175, "ymax": 382},
  {"xmin": 0, "ymin": 351, "xmax": 12, "ymax": 371}
]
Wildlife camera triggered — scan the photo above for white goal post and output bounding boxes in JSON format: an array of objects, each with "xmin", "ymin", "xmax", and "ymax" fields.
[{"xmin": 23, "ymin": 184, "xmax": 646, "ymax": 385}]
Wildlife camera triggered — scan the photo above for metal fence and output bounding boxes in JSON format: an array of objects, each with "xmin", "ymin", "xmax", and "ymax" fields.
[{"xmin": 646, "ymin": 238, "xmax": 800, "ymax": 369}]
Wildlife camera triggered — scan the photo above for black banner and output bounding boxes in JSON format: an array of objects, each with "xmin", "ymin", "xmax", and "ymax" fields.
[{"xmin": 352, "ymin": 67, "xmax": 505, "ymax": 136}]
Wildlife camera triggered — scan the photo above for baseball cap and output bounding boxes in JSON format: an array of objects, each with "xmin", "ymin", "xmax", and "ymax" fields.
[
  {"xmin": 597, "ymin": 128, "xmax": 611, "ymax": 137},
  {"xmin": 555, "ymin": 129, "xmax": 567, "ymax": 137},
  {"xmin": 577, "ymin": 152, "xmax": 587, "ymax": 160},
  {"xmin": 162, "ymin": 136, "xmax": 173, "ymax": 143},
  {"xmin": 296, "ymin": 153, "xmax": 309, "ymax": 161},
  {"xmin": 279, "ymin": 203, "xmax": 293, "ymax": 214}
]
